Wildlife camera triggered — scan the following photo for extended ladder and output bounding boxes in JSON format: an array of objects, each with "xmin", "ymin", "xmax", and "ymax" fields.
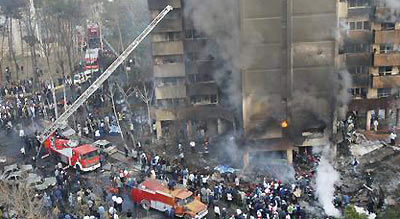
[{"xmin": 37, "ymin": 5, "xmax": 173, "ymax": 154}]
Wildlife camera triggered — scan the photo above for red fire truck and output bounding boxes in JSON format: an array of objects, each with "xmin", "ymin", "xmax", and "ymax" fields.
[
  {"xmin": 43, "ymin": 135, "xmax": 100, "ymax": 172},
  {"xmin": 84, "ymin": 48, "xmax": 100, "ymax": 74},
  {"xmin": 131, "ymin": 179, "xmax": 208, "ymax": 218},
  {"xmin": 85, "ymin": 22, "xmax": 101, "ymax": 74}
]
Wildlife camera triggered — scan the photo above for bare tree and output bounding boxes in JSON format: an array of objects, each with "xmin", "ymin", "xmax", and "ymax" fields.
[
  {"xmin": 0, "ymin": 18, "xmax": 8, "ymax": 82},
  {"xmin": 108, "ymin": 84, "xmax": 127, "ymax": 149},
  {"xmin": 0, "ymin": 0, "xmax": 28, "ymax": 81},
  {"xmin": 0, "ymin": 182, "xmax": 49, "ymax": 218}
]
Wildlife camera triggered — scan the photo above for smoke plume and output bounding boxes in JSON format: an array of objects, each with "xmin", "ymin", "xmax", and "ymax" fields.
[
  {"xmin": 315, "ymin": 151, "xmax": 341, "ymax": 217},
  {"xmin": 184, "ymin": 0, "xmax": 241, "ymax": 109}
]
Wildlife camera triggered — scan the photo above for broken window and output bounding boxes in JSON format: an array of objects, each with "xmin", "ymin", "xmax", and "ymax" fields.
[
  {"xmin": 378, "ymin": 88, "xmax": 391, "ymax": 98},
  {"xmin": 380, "ymin": 44, "xmax": 394, "ymax": 53},
  {"xmin": 350, "ymin": 88, "xmax": 367, "ymax": 97},
  {"xmin": 348, "ymin": 65, "xmax": 367, "ymax": 74},
  {"xmin": 378, "ymin": 66, "xmax": 393, "ymax": 76},
  {"xmin": 345, "ymin": 44, "xmax": 369, "ymax": 53},
  {"xmin": 185, "ymin": 29, "xmax": 205, "ymax": 39},
  {"xmin": 155, "ymin": 55, "xmax": 184, "ymax": 64},
  {"xmin": 381, "ymin": 23, "xmax": 395, "ymax": 31},
  {"xmin": 348, "ymin": 0, "xmax": 368, "ymax": 8}
]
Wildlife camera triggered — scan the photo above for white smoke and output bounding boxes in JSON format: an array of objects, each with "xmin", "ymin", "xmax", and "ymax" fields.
[
  {"xmin": 315, "ymin": 154, "xmax": 341, "ymax": 217},
  {"xmin": 381, "ymin": 0, "xmax": 400, "ymax": 8}
]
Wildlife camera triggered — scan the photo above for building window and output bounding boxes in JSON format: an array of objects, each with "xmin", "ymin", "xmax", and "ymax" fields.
[
  {"xmin": 348, "ymin": 21, "xmax": 371, "ymax": 30},
  {"xmin": 378, "ymin": 88, "xmax": 391, "ymax": 98},
  {"xmin": 381, "ymin": 23, "xmax": 395, "ymax": 31},
  {"xmin": 350, "ymin": 88, "xmax": 367, "ymax": 97},
  {"xmin": 348, "ymin": 0, "xmax": 368, "ymax": 8},
  {"xmin": 185, "ymin": 29, "xmax": 205, "ymax": 39},
  {"xmin": 190, "ymin": 94, "xmax": 218, "ymax": 105},
  {"xmin": 348, "ymin": 65, "xmax": 367, "ymax": 74},
  {"xmin": 363, "ymin": 21, "xmax": 371, "ymax": 30},
  {"xmin": 379, "ymin": 66, "xmax": 393, "ymax": 76},
  {"xmin": 188, "ymin": 74, "xmax": 214, "ymax": 83},
  {"xmin": 380, "ymin": 44, "xmax": 394, "ymax": 53},
  {"xmin": 345, "ymin": 44, "xmax": 369, "ymax": 53},
  {"xmin": 154, "ymin": 55, "xmax": 183, "ymax": 65}
]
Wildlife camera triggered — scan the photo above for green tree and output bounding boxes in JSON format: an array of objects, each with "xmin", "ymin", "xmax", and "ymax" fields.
[{"xmin": 345, "ymin": 205, "xmax": 368, "ymax": 219}]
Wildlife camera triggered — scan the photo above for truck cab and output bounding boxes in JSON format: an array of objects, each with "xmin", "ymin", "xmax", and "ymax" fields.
[
  {"xmin": 131, "ymin": 179, "xmax": 208, "ymax": 218},
  {"xmin": 71, "ymin": 145, "xmax": 100, "ymax": 172},
  {"xmin": 43, "ymin": 135, "xmax": 100, "ymax": 172}
]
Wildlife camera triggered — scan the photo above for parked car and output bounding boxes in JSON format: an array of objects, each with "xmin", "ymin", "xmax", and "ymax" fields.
[
  {"xmin": 35, "ymin": 177, "xmax": 57, "ymax": 191},
  {"xmin": 0, "ymin": 164, "xmax": 19, "ymax": 180},
  {"xmin": 26, "ymin": 173, "xmax": 42, "ymax": 188},
  {"xmin": 3, "ymin": 170, "xmax": 25, "ymax": 185},
  {"xmin": 92, "ymin": 139, "xmax": 117, "ymax": 155}
]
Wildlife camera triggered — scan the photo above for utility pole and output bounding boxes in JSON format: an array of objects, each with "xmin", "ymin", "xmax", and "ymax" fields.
[
  {"xmin": 63, "ymin": 83, "xmax": 67, "ymax": 112},
  {"xmin": 51, "ymin": 80, "xmax": 58, "ymax": 119}
]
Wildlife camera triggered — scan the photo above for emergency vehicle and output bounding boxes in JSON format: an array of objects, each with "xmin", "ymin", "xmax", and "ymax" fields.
[
  {"xmin": 131, "ymin": 179, "xmax": 208, "ymax": 218},
  {"xmin": 43, "ymin": 135, "xmax": 100, "ymax": 172},
  {"xmin": 84, "ymin": 48, "xmax": 100, "ymax": 74}
]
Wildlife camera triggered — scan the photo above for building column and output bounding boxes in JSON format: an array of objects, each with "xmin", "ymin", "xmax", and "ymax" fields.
[
  {"xmin": 286, "ymin": 149, "xmax": 293, "ymax": 165},
  {"xmin": 397, "ymin": 109, "xmax": 400, "ymax": 130},
  {"xmin": 186, "ymin": 120, "xmax": 193, "ymax": 139},
  {"xmin": 217, "ymin": 118, "xmax": 225, "ymax": 134},
  {"xmin": 366, "ymin": 110, "xmax": 372, "ymax": 131},
  {"xmin": 156, "ymin": 120, "xmax": 162, "ymax": 140},
  {"xmin": 243, "ymin": 150, "xmax": 249, "ymax": 169}
]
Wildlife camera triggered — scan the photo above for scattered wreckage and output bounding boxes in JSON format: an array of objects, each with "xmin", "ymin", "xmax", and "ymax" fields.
[{"xmin": 0, "ymin": 163, "xmax": 56, "ymax": 190}]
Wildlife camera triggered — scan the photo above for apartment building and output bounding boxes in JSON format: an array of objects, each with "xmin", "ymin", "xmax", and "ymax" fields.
[
  {"xmin": 147, "ymin": 0, "xmax": 235, "ymax": 141},
  {"xmin": 241, "ymin": 0, "xmax": 337, "ymax": 164},
  {"xmin": 343, "ymin": 0, "xmax": 400, "ymax": 131}
]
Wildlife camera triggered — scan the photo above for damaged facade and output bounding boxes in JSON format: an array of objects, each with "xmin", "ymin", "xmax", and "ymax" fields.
[
  {"xmin": 147, "ymin": 0, "xmax": 235, "ymax": 141},
  {"xmin": 241, "ymin": 0, "xmax": 337, "ymax": 164},
  {"xmin": 343, "ymin": 0, "xmax": 400, "ymax": 132}
]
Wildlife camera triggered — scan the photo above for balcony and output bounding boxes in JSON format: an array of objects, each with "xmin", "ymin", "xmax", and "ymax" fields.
[
  {"xmin": 187, "ymin": 82, "xmax": 218, "ymax": 96},
  {"xmin": 344, "ymin": 31, "xmax": 372, "ymax": 44},
  {"xmin": 186, "ymin": 60, "xmax": 218, "ymax": 75},
  {"xmin": 345, "ymin": 53, "xmax": 371, "ymax": 65},
  {"xmin": 375, "ymin": 30, "xmax": 400, "ymax": 44},
  {"xmin": 152, "ymin": 41, "xmax": 184, "ymax": 56},
  {"xmin": 352, "ymin": 74, "xmax": 370, "ymax": 87},
  {"xmin": 347, "ymin": 7, "xmax": 372, "ymax": 19},
  {"xmin": 375, "ymin": 7, "xmax": 400, "ymax": 22},
  {"xmin": 154, "ymin": 18, "xmax": 182, "ymax": 33},
  {"xmin": 374, "ymin": 53, "xmax": 400, "ymax": 66},
  {"xmin": 148, "ymin": 0, "xmax": 181, "ymax": 10},
  {"xmin": 155, "ymin": 84, "xmax": 187, "ymax": 99},
  {"xmin": 154, "ymin": 63, "xmax": 185, "ymax": 78},
  {"xmin": 372, "ymin": 75, "xmax": 400, "ymax": 88}
]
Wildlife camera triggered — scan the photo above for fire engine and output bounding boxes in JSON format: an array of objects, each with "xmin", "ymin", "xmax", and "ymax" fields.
[
  {"xmin": 131, "ymin": 179, "xmax": 208, "ymax": 218},
  {"xmin": 85, "ymin": 22, "xmax": 101, "ymax": 74},
  {"xmin": 84, "ymin": 48, "xmax": 100, "ymax": 74},
  {"xmin": 43, "ymin": 135, "xmax": 100, "ymax": 172}
]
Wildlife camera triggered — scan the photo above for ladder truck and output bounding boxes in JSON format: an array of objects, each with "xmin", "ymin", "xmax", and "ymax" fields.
[{"xmin": 36, "ymin": 5, "xmax": 174, "ymax": 158}]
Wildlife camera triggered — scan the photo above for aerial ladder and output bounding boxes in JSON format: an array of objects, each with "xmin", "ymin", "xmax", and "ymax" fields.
[{"xmin": 36, "ymin": 5, "xmax": 173, "ymax": 157}]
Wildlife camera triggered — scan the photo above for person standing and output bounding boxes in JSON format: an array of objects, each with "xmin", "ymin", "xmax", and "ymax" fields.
[
  {"xmin": 19, "ymin": 127, "xmax": 25, "ymax": 140},
  {"xmin": 373, "ymin": 119, "xmax": 379, "ymax": 132},
  {"xmin": 190, "ymin": 141, "xmax": 196, "ymax": 153},
  {"xmin": 389, "ymin": 131, "xmax": 397, "ymax": 146},
  {"xmin": 214, "ymin": 205, "xmax": 221, "ymax": 219}
]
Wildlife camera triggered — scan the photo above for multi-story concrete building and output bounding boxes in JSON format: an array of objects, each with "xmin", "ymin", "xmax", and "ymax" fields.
[
  {"xmin": 241, "ymin": 0, "xmax": 337, "ymax": 164},
  {"xmin": 147, "ymin": 0, "xmax": 235, "ymax": 141},
  {"xmin": 343, "ymin": 0, "xmax": 400, "ymax": 131}
]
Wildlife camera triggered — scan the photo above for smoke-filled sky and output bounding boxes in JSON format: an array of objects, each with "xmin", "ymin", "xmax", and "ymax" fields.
[
  {"xmin": 184, "ymin": 0, "xmax": 352, "ymax": 139},
  {"xmin": 184, "ymin": 0, "xmax": 241, "ymax": 109}
]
